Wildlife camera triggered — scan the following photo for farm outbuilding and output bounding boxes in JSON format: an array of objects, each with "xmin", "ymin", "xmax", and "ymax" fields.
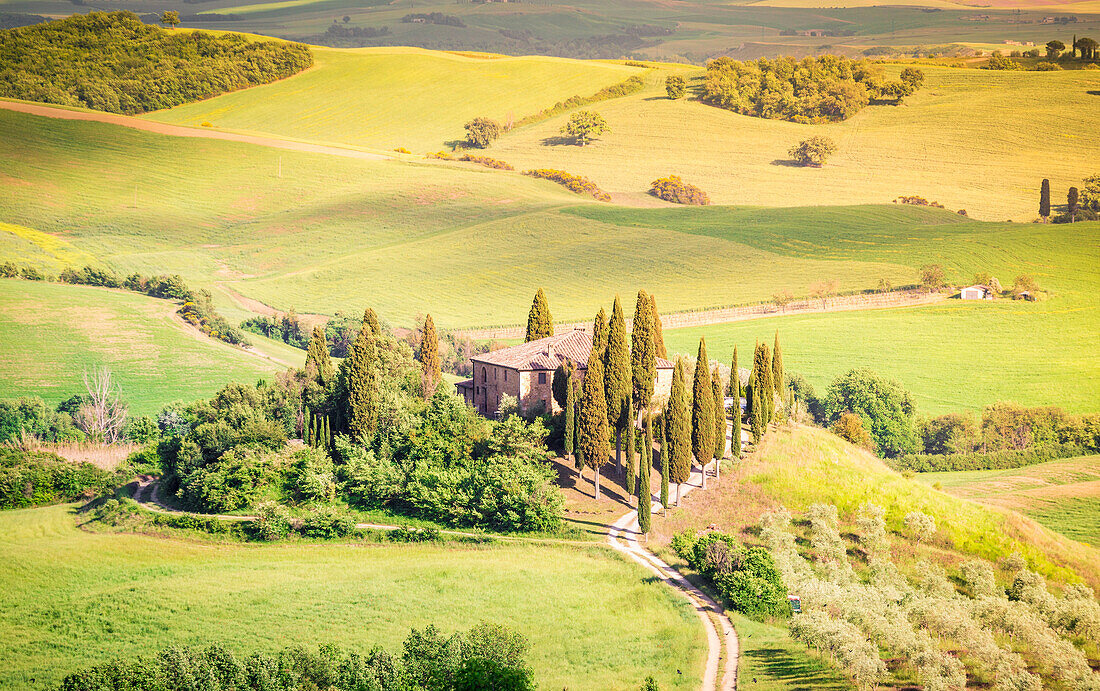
[{"xmin": 959, "ymin": 284, "xmax": 994, "ymax": 300}]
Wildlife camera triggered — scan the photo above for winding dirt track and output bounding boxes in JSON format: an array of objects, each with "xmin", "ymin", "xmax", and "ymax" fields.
[{"xmin": 0, "ymin": 100, "xmax": 391, "ymax": 161}]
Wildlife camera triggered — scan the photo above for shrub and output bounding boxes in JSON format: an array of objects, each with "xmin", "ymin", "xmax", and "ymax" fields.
[
  {"xmin": 649, "ymin": 175, "xmax": 709, "ymax": 205},
  {"xmin": 665, "ymin": 74, "xmax": 686, "ymax": 98},
  {"xmin": 464, "ymin": 117, "xmax": 502, "ymax": 148},
  {"xmin": 388, "ymin": 525, "xmax": 442, "ymax": 542},
  {"xmin": 0, "ymin": 396, "xmax": 84, "ymax": 444},
  {"xmin": 788, "ymin": 136, "xmax": 837, "ymax": 166},
  {"xmin": 904, "ymin": 510, "xmax": 936, "ymax": 543},
  {"xmin": 459, "ymin": 154, "xmax": 513, "ymax": 170},
  {"xmin": 151, "ymin": 511, "xmax": 232, "ymax": 534},
  {"xmin": 124, "ymin": 415, "xmax": 159, "ymax": 444},
  {"xmin": 672, "ymin": 529, "xmax": 788, "ymax": 619},
  {"xmin": 177, "ymin": 447, "xmax": 272, "ymax": 513},
  {"xmin": 514, "ymin": 75, "xmax": 643, "ymax": 128},
  {"xmin": 0, "ymin": 447, "xmax": 116, "ymax": 509},
  {"xmin": 522, "ymin": 169, "xmax": 611, "ymax": 201},
  {"xmin": 253, "ymin": 501, "xmax": 291, "ymax": 541},
  {"xmin": 831, "ymin": 412, "xmax": 874, "ymax": 450},
  {"xmin": 290, "ymin": 446, "xmax": 336, "ymax": 502},
  {"xmin": 1034, "ymin": 61, "xmax": 1063, "ymax": 71},
  {"xmin": 393, "ymin": 146, "xmax": 412, "ymax": 153},
  {"xmin": 983, "ymin": 55, "xmax": 1022, "ymax": 70},
  {"xmin": 298, "ymin": 506, "xmax": 356, "ymax": 539}
]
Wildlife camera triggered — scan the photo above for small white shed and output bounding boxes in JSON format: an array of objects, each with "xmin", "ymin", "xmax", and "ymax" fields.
[{"xmin": 959, "ymin": 284, "xmax": 992, "ymax": 300}]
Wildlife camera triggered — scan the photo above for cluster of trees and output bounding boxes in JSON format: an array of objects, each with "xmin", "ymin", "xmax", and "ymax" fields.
[
  {"xmin": 649, "ymin": 175, "xmax": 709, "ymax": 205},
  {"xmin": 157, "ymin": 307, "xmax": 562, "ymax": 533},
  {"xmin": 701, "ymin": 56, "xmax": 924, "ymax": 123},
  {"xmin": 401, "ymin": 12, "xmax": 465, "ymax": 27},
  {"xmin": 761, "ymin": 504, "xmax": 1100, "ymax": 691},
  {"xmin": 0, "ymin": 12, "xmax": 313, "ymax": 114},
  {"xmin": 671, "ymin": 529, "xmax": 788, "ymax": 619},
  {"xmin": 58, "ymin": 623, "xmax": 536, "ymax": 691},
  {"xmin": 0, "ymin": 447, "xmax": 118, "ymax": 509},
  {"xmin": 1041, "ymin": 174, "xmax": 1100, "ymax": 223}
]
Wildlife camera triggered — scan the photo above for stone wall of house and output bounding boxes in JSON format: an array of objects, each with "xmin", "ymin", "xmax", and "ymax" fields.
[{"xmin": 471, "ymin": 362, "xmax": 520, "ymax": 416}]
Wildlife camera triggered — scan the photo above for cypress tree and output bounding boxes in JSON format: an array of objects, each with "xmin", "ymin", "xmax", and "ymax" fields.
[
  {"xmin": 323, "ymin": 414, "xmax": 330, "ymax": 449},
  {"xmin": 649, "ymin": 294, "xmax": 667, "ymax": 359},
  {"xmin": 1068, "ymin": 186, "xmax": 1079, "ymax": 222},
  {"xmin": 1040, "ymin": 178, "xmax": 1051, "ymax": 221},
  {"xmin": 579, "ymin": 341, "xmax": 610, "ymax": 499},
  {"xmin": 731, "ymin": 347, "xmax": 742, "ymax": 459},
  {"xmin": 659, "ymin": 415, "xmax": 670, "ymax": 510},
  {"xmin": 631, "ymin": 290, "xmax": 656, "ymax": 408},
  {"xmin": 592, "ymin": 307, "xmax": 609, "ymax": 357},
  {"xmin": 419, "ymin": 313, "xmax": 442, "ymax": 399},
  {"xmin": 525, "ymin": 288, "xmax": 554, "ymax": 342},
  {"xmin": 638, "ymin": 412, "xmax": 653, "ymax": 536},
  {"xmin": 364, "ymin": 308, "xmax": 380, "ymax": 338},
  {"xmin": 604, "ymin": 296, "xmax": 632, "ymax": 474},
  {"xmin": 625, "ymin": 397, "xmax": 636, "ymax": 499},
  {"xmin": 691, "ymin": 338, "xmax": 715, "ymax": 489},
  {"xmin": 748, "ymin": 368, "xmax": 765, "ymax": 443},
  {"xmin": 712, "ymin": 366, "xmax": 725, "ymax": 466},
  {"xmin": 305, "ymin": 326, "xmax": 334, "ymax": 384},
  {"xmin": 564, "ymin": 376, "xmax": 575, "ymax": 463},
  {"xmin": 572, "ymin": 380, "xmax": 584, "ymax": 474},
  {"xmin": 755, "ymin": 342, "xmax": 774, "ymax": 424},
  {"xmin": 772, "ymin": 331, "xmax": 784, "ymax": 396},
  {"xmin": 667, "ymin": 359, "xmax": 691, "ymax": 504},
  {"xmin": 305, "ymin": 407, "xmax": 313, "ymax": 446},
  {"xmin": 346, "ymin": 311, "xmax": 378, "ymax": 442}
]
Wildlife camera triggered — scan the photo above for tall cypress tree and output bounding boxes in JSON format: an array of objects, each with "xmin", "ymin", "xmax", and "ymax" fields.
[
  {"xmin": 772, "ymin": 331, "xmax": 784, "ymax": 396},
  {"xmin": 649, "ymin": 294, "xmax": 667, "ymax": 359},
  {"xmin": 659, "ymin": 415, "xmax": 670, "ymax": 510},
  {"xmin": 638, "ymin": 412, "xmax": 653, "ymax": 536},
  {"xmin": 604, "ymin": 296, "xmax": 632, "ymax": 474},
  {"xmin": 625, "ymin": 397, "xmax": 636, "ymax": 499},
  {"xmin": 572, "ymin": 380, "xmax": 584, "ymax": 474},
  {"xmin": 525, "ymin": 288, "xmax": 554, "ymax": 342},
  {"xmin": 305, "ymin": 326, "xmax": 334, "ymax": 384},
  {"xmin": 731, "ymin": 347, "xmax": 741, "ymax": 458},
  {"xmin": 631, "ymin": 290, "xmax": 656, "ymax": 408},
  {"xmin": 579, "ymin": 341, "xmax": 610, "ymax": 499},
  {"xmin": 755, "ymin": 342, "xmax": 774, "ymax": 424},
  {"xmin": 419, "ymin": 313, "xmax": 442, "ymax": 399},
  {"xmin": 564, "ymin": 375, "xmax": 576, "ymax": 463},
  {"xmin": 592, "ymin": 307, "xmax": 609, "ymax": 356},
  {"xmin": 1068, "ymin": 187, "xmax": 1079, "ymax": 222},
  {"xmin": 691, "ymin": 338, "xmax": 715, "ymax": 489},
  {"xmin": 1040, "ymin": 178, "xmax": 1051, "ymax": 221},
  {"xmin": 667, "ymin": 359, "xmax": 691, "ymax": 504},
  {"xmin": 364, "ymin": 308, "xmax": 380, "ymax": 339},
  {"xmin": 346, "ymin": 312, "xmax": 378, "ymax": 442},
  {"xmin": 712, "ymin": 366, "xmax": 725, "ymax": 467}
]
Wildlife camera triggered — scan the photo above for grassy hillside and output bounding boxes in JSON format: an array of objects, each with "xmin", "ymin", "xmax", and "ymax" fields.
[
  {"xmin": 0, "ymin": 504, "xmax": 702, "ymax": 690},
  {"xmin": 0, "ymin": 279, "xmax": 293, "ymax": 415},
  {"xmin": 145, "ymin": 47, "xmax": 643, "ymax": 152},
  {"xmin": 491, "ymin": 65, "xmax": 1100, "ymax": 220},
  {"xmin": 918, "ymin": 456, "xmax": 1100, "ymax": 547}
]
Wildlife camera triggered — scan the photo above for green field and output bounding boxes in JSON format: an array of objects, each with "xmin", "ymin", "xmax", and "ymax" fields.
[
  {"xmin": 918, "ymin": 456, "xmax": 1100, "ymax": 546},
  {"xmin": 145, "ymin": 47, "xmax": 643, "ymax": 152},
  {"xmin": 0, "ymin": 504, "xmax": 702, "ymax": 690},
  {"xmin": 0, "ymin": 279, "xmax": 298, "ymax": 415}
]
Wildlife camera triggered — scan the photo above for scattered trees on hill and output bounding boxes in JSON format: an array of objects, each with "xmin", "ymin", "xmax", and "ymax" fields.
[
  {"xmin": 1052, "ymin": 174, "xmax": 1100, "ymax": 222},
  {"xmin": 788, "ymin": 136, "xmax": 837, "ymax": 167},
  {"xmin": 649, "ymin": 175, "xmax": 709, "ymax": 205},
  {"xmin": 525, "ymin": 288, "xmax": 554, "ymax": 342},
  {"xmin": 665, "ymin": 74, "xmax": 686, "ymax": 99},
  {"xmin": 560, "ymin": 110, "xmax": 609, "ymax": 146},
  {"xmin": 702, "ymin": 55, "xmax": 922, "ymax": 123},
  {"xmin": 464, "ymin": 117, "xmax": 503, "ymax": 148},
  {"xmin": 0, "ymin": 12, "xmax": 312, "ymax": 114}
]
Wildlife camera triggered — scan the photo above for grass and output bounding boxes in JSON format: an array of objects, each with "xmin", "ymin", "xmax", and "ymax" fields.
[
  {"xmin": 917, "ymin": 456, "xmax": 1100, "ymax": 546},
  {"xmin": 730, "ymin": 612, "xmax": 852, "ymax": 691},
  {"xmin": 491, "ymin": 65, "xmax": 1100, "ymax": 220},
  {"xmin": 145, "ymin": 47, "xmax": 643, "ymax": 152},
  {"xmin": 0, "ymin": 503, "xmax": 703, "ymax": 690},
  {"xmin": 0, "ymin": 279, "xmax": 293, "ymax": 415}
]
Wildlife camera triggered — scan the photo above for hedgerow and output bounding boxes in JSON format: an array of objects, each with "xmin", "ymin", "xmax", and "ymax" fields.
[
  {"xmin": 523, "ymin": 169, "xmax": 611, "ymax": 201},
  {"xmin": 890, "ymin": 442, "xmax": 1087, "ymax": 472},
  {"xmin": 460, "ymin": 154, "xmax": 514, "ymax": 170},
  {"xmin": 514, "ymin": 74, "xmax": 645, "ymax": 128},
  {"xmin": 0, "ymin": 447, "xmax": 116, "ymax": 509},
  {"xmin": 649, "ymin": 175, "xmax": 709, "ymax": 205},
  {"xmin": 0, "ymin": 11, "xmax": 313, "ymax": 114}
]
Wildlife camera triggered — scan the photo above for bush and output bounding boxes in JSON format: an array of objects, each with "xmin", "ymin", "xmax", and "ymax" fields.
[
  {"xmin": 522, "ymin": 169, "xmax": 610, "ymax": 201},
  {"xmin": 253, "ymin": 501, "xmax": 291, "ymax": 541},
  {"xmin": 459, "ymin": 154, "xmax": 513, "ymax": 170},
  {"xmin": 124, "ymin": 416, "xmax": 159, "ymax": 444},
  {"xmin": 0, "ymin": 447, "xmax": 116, "ymax": 509},
  {"xmin": 665, "ymin": 74, "xmax": 686, "ymax": 99},
  {"xmin": 1035, "ymin": 61, "xmax": 1063, "ymax": 71},
  {"xmin": 904, "ymin": 510, "xmax": 936, "ymax": 543},
  {"xmin": 788, "ymin": 136, "xmax": 837, "ymax": 166},
  {"xmin": 388, "ymin": 525, "xmax": 442, "ymax": 542},
  {"xmin": 464, "ymin": 117, "xmax": 502, "ymax": 148},
  {"xmin": 298, "ymin": 506, "xmax": 356, "ymax": 538},
  {"xmin": 672, "ymin": 529, "xmax": 789, "ymax": 619},
  {"xmin": 649, "ymin": 175, "xmax": 709, "ymax": 205},
  {"xmin": 0, "ymin": 11, "xmax": 313, "ymax": 115},
  {"xmin": 983, "ymin": 55, "xmax": 1022, "ymax": 70},
  {"xmin": 831, "ymin": 411, "xmax": 874, "ymax": 450}
]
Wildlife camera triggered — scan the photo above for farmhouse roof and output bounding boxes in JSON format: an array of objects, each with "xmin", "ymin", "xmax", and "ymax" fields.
[
  {"xmin": 961, "ymin": 284, "xmax": 992, "ymax": 292},
  {"xmin": 471, "ymin": 329, "xmax": 674, "ymax": 372}
]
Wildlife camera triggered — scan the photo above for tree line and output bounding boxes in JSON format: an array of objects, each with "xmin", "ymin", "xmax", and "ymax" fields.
[{"xmin": 0, "ymin": 11, "xmax": 312, "ymax": 114}]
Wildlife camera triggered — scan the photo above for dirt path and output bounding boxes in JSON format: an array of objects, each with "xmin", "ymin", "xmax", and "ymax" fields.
[{"xmin": 0, "ymin": 100, "xmax": 391, "ymax": 162}]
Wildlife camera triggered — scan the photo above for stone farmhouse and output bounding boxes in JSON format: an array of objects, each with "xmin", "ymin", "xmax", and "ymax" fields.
[{"xmin": 457, "ymin": 329, "xmax": 675, "ymax": 417}]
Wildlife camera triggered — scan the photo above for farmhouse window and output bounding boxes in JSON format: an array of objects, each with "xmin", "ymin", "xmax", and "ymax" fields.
[
  {"xmin": 538, "ymin": 372, "xmax": 546, "ymax": 384},
  {"xmin": 504, "ymin": 371, "xmax": 508, "ymax": 381},
  {"xmin": 481, "ymin": 367, "xmax": 487, "ymax": 382}
]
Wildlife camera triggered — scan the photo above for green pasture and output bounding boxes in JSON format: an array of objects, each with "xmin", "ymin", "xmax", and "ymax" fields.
[
  {"xmin": 491, "ymin": 65, "xmax": 1100, "ymax": 221},
  {"xmin": 0, "ymin": 504, "xmax": 703, "ymax": 690},
  {"xmin": 145, "ymin": 47, "xmax": 643, "ymax": 152},
  {"xmin": 0, "ymin": 279, "xmax": 293, "ymax": 415}
]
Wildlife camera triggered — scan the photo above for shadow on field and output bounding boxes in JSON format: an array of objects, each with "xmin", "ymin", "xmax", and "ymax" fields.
[
  {"xmin": 1087, "ymin": 90, "xmax": 1100, "ymax": 96},
  {"xmin": 770, "ymin": 159, "xmax": 802, "ymax": 167},
  {"xmin": 743, "ymin": 648, "xmax": 850, "ymax": 690},
  {"xmin": 540, "ymin": 135, "xmax": 579, "ymax": 146}
]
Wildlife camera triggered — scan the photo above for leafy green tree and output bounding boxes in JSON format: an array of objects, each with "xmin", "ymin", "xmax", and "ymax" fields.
[
  {"xmin": 900, "ymin": 67, "xmax": 924, "ymax": 89},
  {"xmin": 712, "ymin": 366, "xmax": 725, "ymax": 467},
  {"xmin": 160, "ymin": 10, "xmax": 180, "ymax": 28},
  {"xmin": 1082, "ymin": 174, "xmax": 1100, "ymax": 212},
  {"xmin": 919, "ymin": 263, "xmax": 947, "ymax": 292},
  {"xmin": 639, "ymin": 412, "xmax": 653, "ymax": 535},
  {"xmin": 823, "ymin": 368, "xmax": 919, "ymax": 457},
  {"xmin": 604, "ymin": 296, "xmax": 632, "ymax": 472},
  {"xmin": 1045, "ymin": 40, "xmax": 1065, "ymax": 58},
  {"xmin": 755, "ymin": 342, "xmax": 774, "ymax": 423},
  {"xmin": 788, "ymin": 136, "xmax": 837, "ymax": 166},
  {"xmin": 345, "ymin": 311, "xmax": 378, "ymax": 441},
  {"xmin": 1068, "ymin": 186, "xmax": 1079, "ymax": 222},
  {"xmin": 305, "ymin": 325, "xmax": 333, "ymax": 385},
  {"xmin": 579, "ymin": 336, "xmax": 611, "ymax": 498},
  {"xmin": 649, "ymin": 294, "xmax": 667, "ymax": 359},
  {"xmin": 524, "ymin": 288, "xmax": 553, "ymax": 342},
  {"xmin": 1040, "ymin": 178, "xmax": 1051, "ymax": 220},
  {"xmin": 748, "ymin": 369, "xmax": 764, "ymax": 443},
  {"xmin": 691, "ymin": 338, "xmax": 715, "ymax": 487},
  {"xmin": 564, "ymin": 375, "xmax": 575, "ymax": 462},
  {"xmin": 771, "ymin": 331, "xmax": 784, "ymax": 396},
  {"xmin": 1077, "ymin": 37, "xmax": 1098, "ymax": 60},
  {"xmin": 560, "ymin": 110, "xmax": 609, "ymax": 146},
  {"xmin": 631, "ymin": 290, "xmax": 656, "ymax": 408},
  {"xmin": 465, "ymin": 117, "xmax": 502, "ymax": 148},
  {"xmin": 665, "ymin": 75, "xmax": 686, "ymax": 99},
  {"xmin": 666, "ymin": 360, "xmax": 691, "ymax": 504},
  {"xmin": 659, "ymin": 415, "xmax": 669, "ymax": 509},
  {"xmin": 418, "ymin": 314, "xmax": 442, "ymax": 398}
]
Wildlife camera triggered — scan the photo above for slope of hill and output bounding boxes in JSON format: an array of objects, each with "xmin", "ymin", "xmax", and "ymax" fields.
[
  {"xmin": 0, "ymin": 279, "xmax": 296, "ymax": 415},
  {"xmin": 145, "ymin": 46, "xmax": 644, "ymax": 152}
]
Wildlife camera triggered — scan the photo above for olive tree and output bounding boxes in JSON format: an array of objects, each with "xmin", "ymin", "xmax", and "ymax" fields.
[
  {"xmin": 464, "ymin": 117, "xmax": 502, "ymax": 148},
  {"xmin": 560, "ymin": 110, "xmax": 609, "ymax": 146},
  {"xmin": 788, "ymin": 136, "xmax": 837, "ymax": 167}
]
